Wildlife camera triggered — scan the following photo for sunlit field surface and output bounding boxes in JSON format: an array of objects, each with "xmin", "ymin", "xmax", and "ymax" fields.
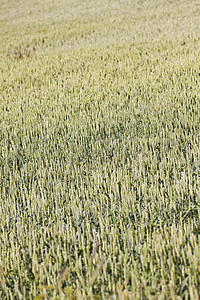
[{"xmin": 0, "ymin": 0, "xmax": 200, "ymax": 299}]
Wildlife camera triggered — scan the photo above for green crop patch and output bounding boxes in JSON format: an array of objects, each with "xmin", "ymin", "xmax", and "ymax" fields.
[{"xmin": 0, "ymin": 0, "xmax": 200, "ymax": 299}]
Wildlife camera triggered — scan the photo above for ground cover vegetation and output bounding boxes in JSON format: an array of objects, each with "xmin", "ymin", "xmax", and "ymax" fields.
[{"xmin": 0, "ymin": 0, "xmax": 200, "ymax": 299}]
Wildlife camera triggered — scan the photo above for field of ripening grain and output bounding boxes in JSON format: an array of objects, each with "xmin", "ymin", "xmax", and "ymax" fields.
[{"xmin": 0, "ymin": 0, "xmax": 200, "ymax": 299}]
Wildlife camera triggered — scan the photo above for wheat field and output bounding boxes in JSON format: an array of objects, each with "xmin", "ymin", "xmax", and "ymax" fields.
[{"xmin": 0, "ymin": 0, "xmax": 200, "ymax": 299}]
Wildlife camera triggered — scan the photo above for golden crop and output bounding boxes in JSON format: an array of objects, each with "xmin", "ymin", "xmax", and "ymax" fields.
[{"xmin": 0, "ymin": 0, "xmax": 200, "ymax": 299}]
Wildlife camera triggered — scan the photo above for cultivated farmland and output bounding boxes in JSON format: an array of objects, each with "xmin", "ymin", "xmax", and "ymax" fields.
[{"xmin": 0, "ymin": 0, "xmax": 200, "ymax": 299}]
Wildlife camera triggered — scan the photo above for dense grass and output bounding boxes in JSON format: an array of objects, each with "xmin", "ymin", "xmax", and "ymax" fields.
[{"xmin": 0, "ymin": 0, "xmax": 200, "ymax": 299}]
